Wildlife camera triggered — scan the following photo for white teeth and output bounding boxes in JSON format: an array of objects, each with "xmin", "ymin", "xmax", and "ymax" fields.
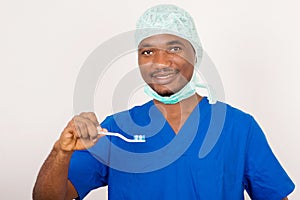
[{"xmin": 155, "ymin": 74, "xmax": 174, "ymax": 78}]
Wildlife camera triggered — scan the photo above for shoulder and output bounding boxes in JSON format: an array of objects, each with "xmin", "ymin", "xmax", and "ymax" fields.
[
  {"xmin": 214, "ymin": 100, "xmax": 255, "ymax": 125},
  {"xmin": 209, "ymin": 100, "xmax": 259, "ymax": 141}
]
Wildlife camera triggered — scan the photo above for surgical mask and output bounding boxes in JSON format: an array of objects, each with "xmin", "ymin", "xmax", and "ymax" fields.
[
  {"xmin": 144, "ymin": 82, "xmax": 195, "ymax": 104},
  {"xmin": 144, "ymin": 70, "xmax": 216, "ymax": 104}
]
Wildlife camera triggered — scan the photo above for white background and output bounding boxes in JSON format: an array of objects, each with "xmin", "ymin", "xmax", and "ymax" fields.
[{"xmin": 1, "ymin": 0, "xmax": 299, "ymax": 199}]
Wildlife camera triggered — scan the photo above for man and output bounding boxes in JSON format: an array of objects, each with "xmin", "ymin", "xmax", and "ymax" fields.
[{"xmin": 33, "ymin": 4, "xmax": 294, "ymax": 200}]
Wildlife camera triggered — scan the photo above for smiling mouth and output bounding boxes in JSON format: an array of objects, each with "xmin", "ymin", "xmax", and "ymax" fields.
[
  {"xmin": 152, "ymin": 72, "xmax": 176, "ymax": 79},
  {"xmin": 150, "ymin": 71, "xmax": 179, "ymax": 84}
]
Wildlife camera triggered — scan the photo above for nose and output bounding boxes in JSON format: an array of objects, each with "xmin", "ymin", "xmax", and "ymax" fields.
[{"xmin": 152, "ymin": 49, "xmax": 172, "ymax": 68}]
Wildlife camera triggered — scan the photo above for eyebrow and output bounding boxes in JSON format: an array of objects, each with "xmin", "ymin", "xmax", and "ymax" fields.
[
  {"xmin": 138, "ymin": 43, "xmax": 152, "ymax": 48},
  {"xmin": 166, "ymin": 40, "xmax": 186, "ymax": 47},
  {"xmin": 138, "ymin": 40, "xmax": 187, "ymax": 49}
]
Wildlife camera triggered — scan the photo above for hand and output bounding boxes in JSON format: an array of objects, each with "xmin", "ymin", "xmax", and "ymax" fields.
[{"xmin": 55, "ymin": 112, "xmax": 107, "ymax": 152}]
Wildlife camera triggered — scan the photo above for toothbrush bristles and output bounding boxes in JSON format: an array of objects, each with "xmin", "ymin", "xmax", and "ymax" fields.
[{"xmin": 134, "ymin": 135, "xmax": 145, "ymax": 141}]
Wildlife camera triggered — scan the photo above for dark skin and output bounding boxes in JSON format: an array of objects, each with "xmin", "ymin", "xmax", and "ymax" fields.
[
  {"xmin": 32, "ymin": 113, "xmax": 107, "ymax": 199},
  {"xmin": 138, "ymin": 34, "xmax": 202, "ymax": 133},
  {"xmin": 32, "ymin": 34, "xmax": 289, "ymax": 200}
]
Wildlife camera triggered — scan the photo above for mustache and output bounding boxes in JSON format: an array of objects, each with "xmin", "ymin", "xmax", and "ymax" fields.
[{"xmin": 151, "ymin": 68, "xmax": 179, "ymax": 77}]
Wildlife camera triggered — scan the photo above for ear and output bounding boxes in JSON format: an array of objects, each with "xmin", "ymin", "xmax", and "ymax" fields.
[{"xmin": 194, "ymin": 55, "xmax": 197, "ymax": 65}]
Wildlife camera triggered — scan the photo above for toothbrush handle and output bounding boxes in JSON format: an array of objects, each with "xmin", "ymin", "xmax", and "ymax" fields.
[
  {"xmin": 98, "ymin": 131, "xmax": 133, "ymax": 142},
  {"xmin": 98, "ymin": 131, "xmax": 145, "ymax": 143}
]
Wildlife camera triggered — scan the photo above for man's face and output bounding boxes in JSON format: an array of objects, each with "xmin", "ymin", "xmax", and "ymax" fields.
[{"xmin": 138, "ymin": 34, "xmax": 196, "ymax": 97}]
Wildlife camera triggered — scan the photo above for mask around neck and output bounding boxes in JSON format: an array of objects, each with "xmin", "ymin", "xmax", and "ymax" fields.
[
  {"xmin": 144, "ymin": 81, "xmax": 196, "ymax": 104},
  {"xmin": 143, "ymin": 70, "xmax": 217, "ymax": 104}
]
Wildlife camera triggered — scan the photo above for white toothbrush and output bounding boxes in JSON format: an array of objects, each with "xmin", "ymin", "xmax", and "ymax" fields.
[{"xmin": 98, "ymin": 131, "xmax": 146, "ymax": 143}]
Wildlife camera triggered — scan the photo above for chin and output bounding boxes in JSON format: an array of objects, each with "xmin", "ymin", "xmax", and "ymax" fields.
[
  {"xmin": 158, "ymin": 91, "xmax": 175, "ymax": 97},
  {"xmin": 154, "ymin": 88, "xmax": 176, "ymax": 97},
  {"xmin": 150, "ymin": 85, "xmax": 177, "ymax": 97}
]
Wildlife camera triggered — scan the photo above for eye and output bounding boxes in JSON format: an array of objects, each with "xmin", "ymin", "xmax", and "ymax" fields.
[
  {"xmin": 169, "ymin": 46, "xmax": 182, "ymax": 53},
  {"xmin": 141, "ymin": 50, "xmax": 153, "ymax": 55}
]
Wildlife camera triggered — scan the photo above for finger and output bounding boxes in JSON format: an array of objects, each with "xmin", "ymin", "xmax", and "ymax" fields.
[
  {"xmin": 90, "ymin": 134, "xmax": 104, "ymax": 144},
  {"xmin": 80, "ymin": 112, "xmax": 99, "ymax": 126},
  {"xmin": 79, "ymin": 113, "xmax": 100, "ymax": 139},
  {"xmin": 68, "ymin": 118, "xmax": 81, "ymax": 138},
  {"xmin": 64, "ymin": 129, "xmax": 75, "ymax": 140},
  {"xmin": 97, "ymin": 126, "xmax": 108, "ymax": 132},
  {"xmin": 57, "ymin": 127, "xmax": 77, "ymax": 152},
  {"xmin": 96, "ymin": 133, "xmax": 105, "ymax": 140},
  {"xmin": 97, "ymin": 126, "xmax": 108, "ymax": 134},
  {"xmin": 74, "ymin": 116, "xmax": 100, "ymax": 141},
  {"xmin": 74, "ymin": 117, "xmax": 89, "ymax": 139},
  {"xmin": 84, "ymin": 118, "xmax": 98, "ymax": 140}
]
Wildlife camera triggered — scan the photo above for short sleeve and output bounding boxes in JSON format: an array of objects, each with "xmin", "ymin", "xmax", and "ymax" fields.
[
  {"xmin": 243, "ymin": 117, "xmax": 295, "ymax": 199},
  {"xmin": 68, "ymin": 150, "xmax": 109, "ymax": 199}
]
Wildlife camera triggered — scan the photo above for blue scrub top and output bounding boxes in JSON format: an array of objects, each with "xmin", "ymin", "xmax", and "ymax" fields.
[{"xmin": 68, "ymin": 97, "xmax": 295, "ymax": 199}]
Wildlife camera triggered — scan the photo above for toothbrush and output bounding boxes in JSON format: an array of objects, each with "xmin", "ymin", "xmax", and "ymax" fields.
[{"xmin": 98, "ymin": 131, "xmax": 146, "ymax": 143}]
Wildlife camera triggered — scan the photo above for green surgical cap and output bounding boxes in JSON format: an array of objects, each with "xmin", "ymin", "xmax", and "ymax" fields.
[{"xmin": 135, "ymin": 4, "xmax": 203, "ymax": 67}]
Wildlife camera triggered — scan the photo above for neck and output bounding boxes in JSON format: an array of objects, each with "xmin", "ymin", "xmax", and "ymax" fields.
[
  {"xmin": 153, "ymin": 94, "xmax": 202, "ymax": 133},
  {"xmin": 154, "ymin": 93, "xmax": 202, "ymax": 112}
]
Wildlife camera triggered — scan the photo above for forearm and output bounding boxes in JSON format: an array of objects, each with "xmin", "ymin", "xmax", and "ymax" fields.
[{"xmin": 32, "ymin": 141, "xmax": 73, "ymax": 200}]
